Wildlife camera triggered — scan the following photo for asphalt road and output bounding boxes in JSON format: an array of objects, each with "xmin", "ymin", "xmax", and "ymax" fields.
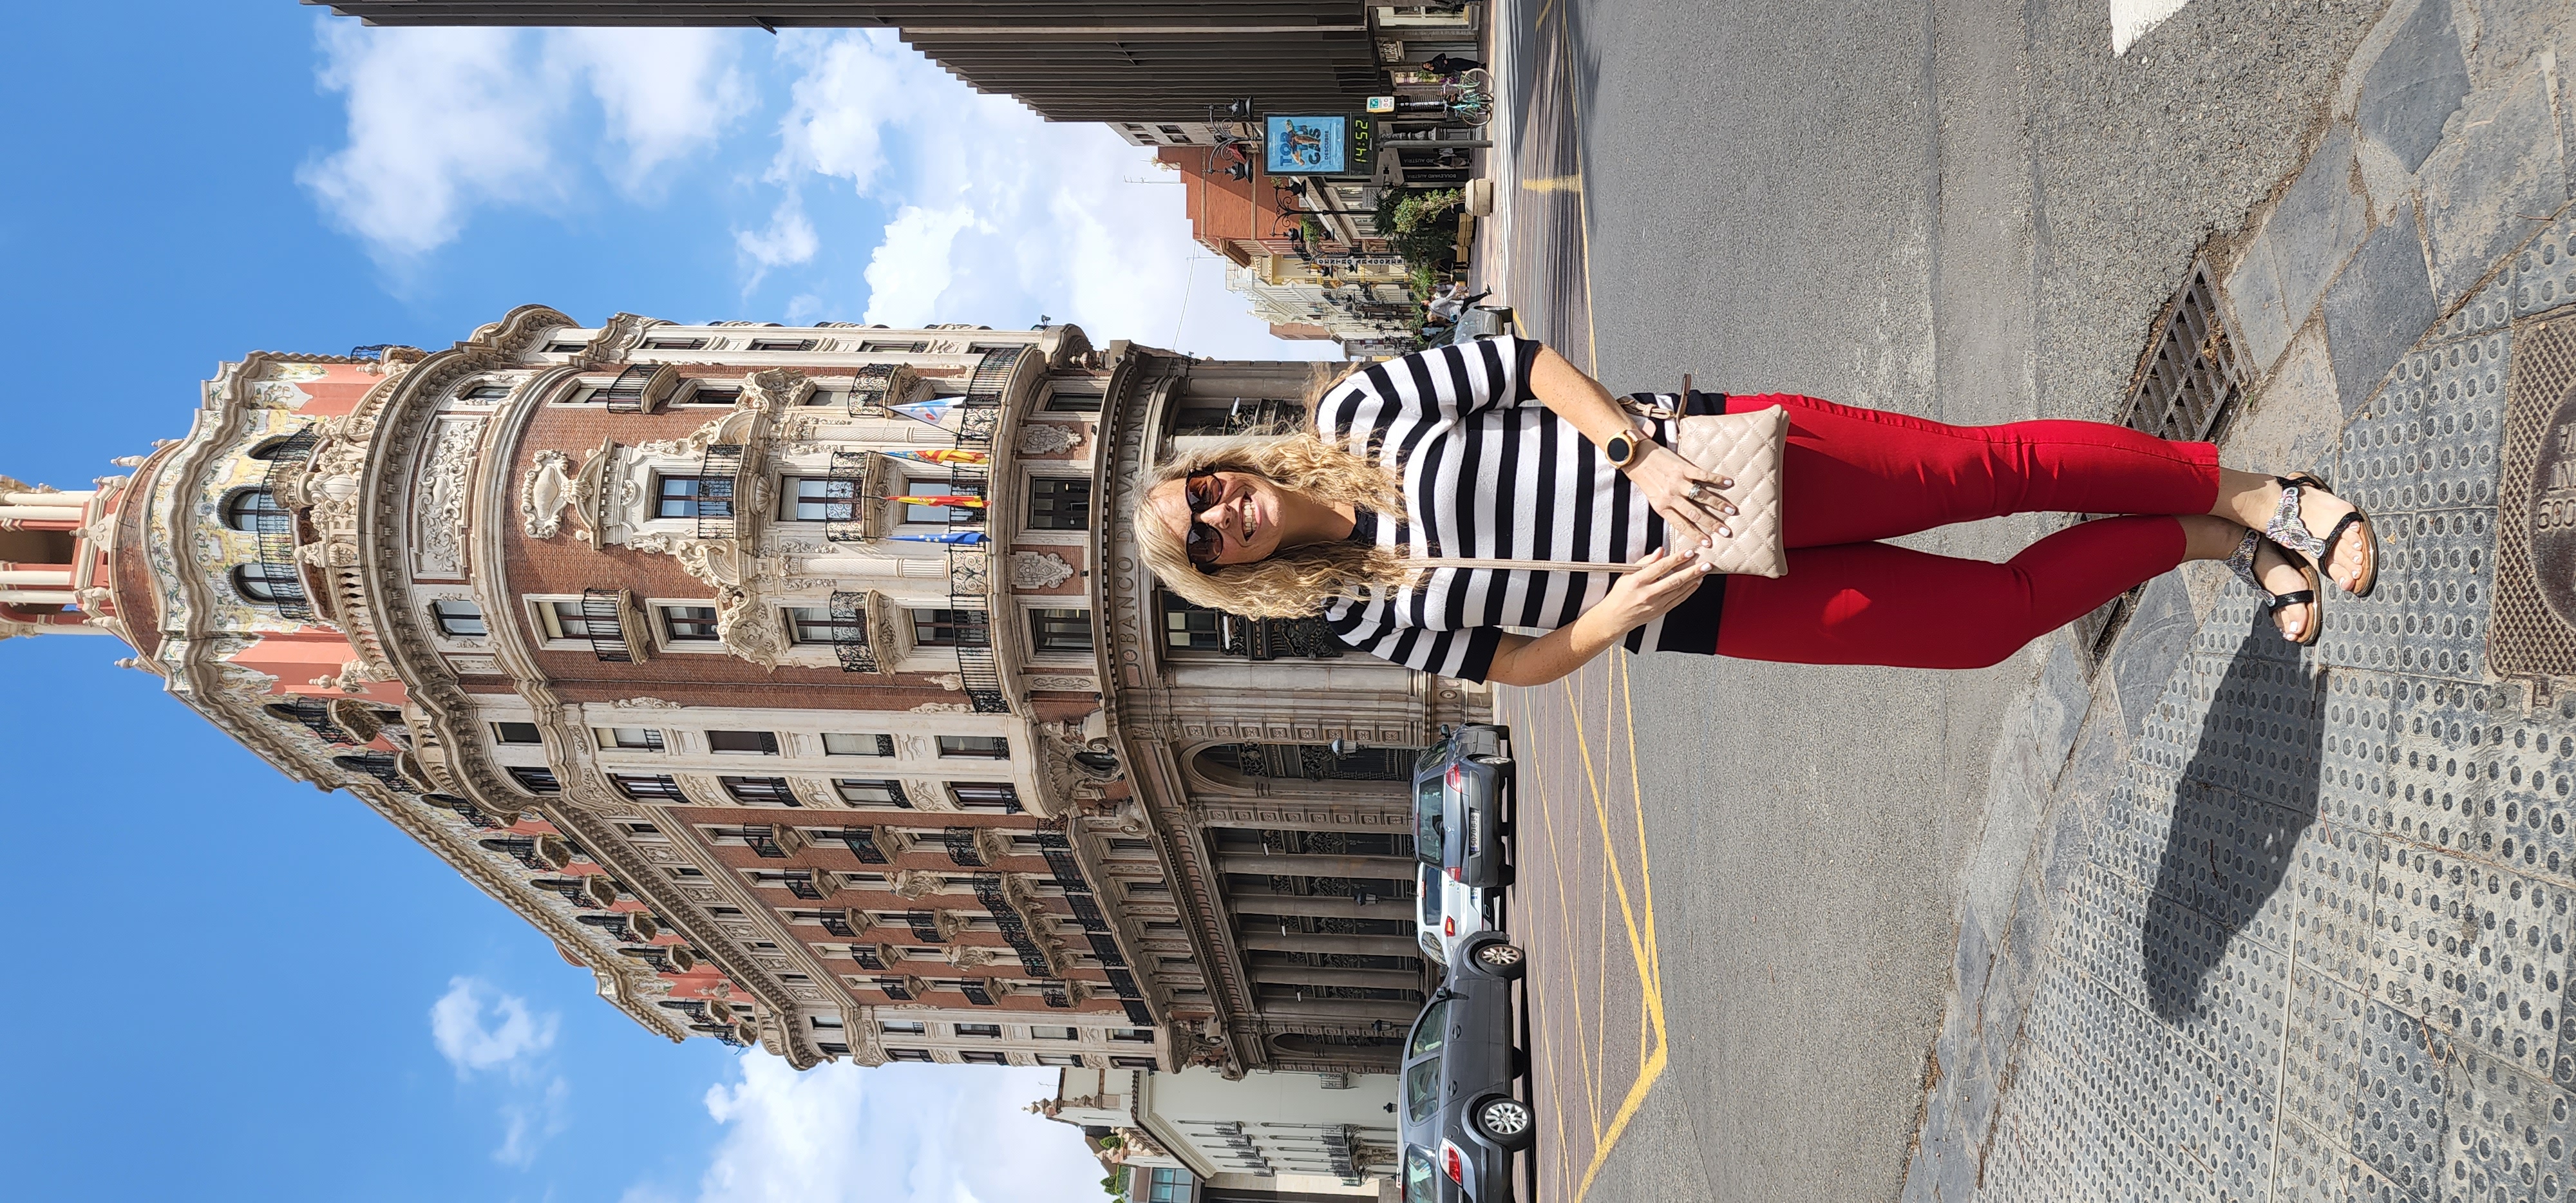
[{"xmin": 1493, "ymin": 1, "xmax": 2393, "ymax": 1198}]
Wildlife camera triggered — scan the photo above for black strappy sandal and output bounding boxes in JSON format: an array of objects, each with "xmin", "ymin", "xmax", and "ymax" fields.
[
  {"xmin": 2226, "ymin": 528, "xmax": 2322, "ymax": 645},
  {"xmin": 2268, "ymin": 473, "xmax": 2380, "ymax": 598}
]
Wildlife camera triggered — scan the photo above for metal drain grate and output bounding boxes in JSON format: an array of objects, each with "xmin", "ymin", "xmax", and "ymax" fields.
[
  {"xmin": 2072, "ymin": 261, "xmax": 2252, "ymax": 665},
  {"xmin": 2490, "ymin": 310, "xmax": 2576, "ymax": 679}
]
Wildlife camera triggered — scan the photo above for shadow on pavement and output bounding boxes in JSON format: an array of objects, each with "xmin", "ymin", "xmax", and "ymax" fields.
[{"xmin": 2142, "ymin": 613, "xmax": 2325, "ymax": 1021}]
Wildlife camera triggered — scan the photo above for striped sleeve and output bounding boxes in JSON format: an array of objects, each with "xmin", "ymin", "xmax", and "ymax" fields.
[
  {"xmin": 1313, "ymin": 336, "xmax": 1545, "ymax": 452},
  {"xmin": 1324, "ymin": 596, "xmax": 1506, "ymax": 683}
]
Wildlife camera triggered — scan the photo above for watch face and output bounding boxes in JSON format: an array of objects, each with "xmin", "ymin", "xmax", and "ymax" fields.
[{"xmin": 1607, "ymin": 435, "xmax": 1634, "ymax": 464}]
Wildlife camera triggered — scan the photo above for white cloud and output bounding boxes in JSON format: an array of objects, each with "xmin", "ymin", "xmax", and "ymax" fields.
[
  {"xmin": 738, "ymin": 191, "xmax": 822, "ymax": 279},
  {"xmin": 551, "ymin": 28, "xmax": 754, "ymax": 189},
  {"xmin": 770, "ymin": 31, "xmax": 925, "ymax": 193},
  {"xmin": 430, "ymin": 977, "xmax": 570, "ymax": 1167},
  {"xmin": 431, "ymin": 976, "xmax": 559, "ymax": 1075},
  {"xmin": 675, "ymin": 1058, "xmax": 1103, "ymax": 1203},
  {"xmin": 301, "ymin": 19, "xmax": 757, "ymax": 260},
  {"xmin": 299, "ymin": 23, "xmax": 565, "ymax": 260},
  {"xmin": 862, "ymin": 205, "xmax": 979, "ymax": 327}
]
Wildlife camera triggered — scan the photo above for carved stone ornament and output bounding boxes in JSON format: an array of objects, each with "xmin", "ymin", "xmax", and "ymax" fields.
[
  {"xmin": 611, "ymin": 697, "xmax": 684, "ymax": 710},
  {"xmin": 1016, "ymin": 423, "xmax": 1083, "ymax": 457},
  {"xmin": 522, "ymin": 449, "xmax": 578, "ymax": 539},
  {"xmin": 415, "ymin": 419, "xmax": 485, "ymax": 576},
  {"xmin": 910, "ymin": 702, "xmax": 971, "ymax": 714},
  {"xmin": 888, "ymin": 871, "xmax": 940, "ymax": 901},
  {"xmin": 1010, "ymin": 551, "xmax": 1075, "ymax": 591},
  {"xmin": 1025, "ymin": 676, "xmax": 1097, "ymax": 692}
]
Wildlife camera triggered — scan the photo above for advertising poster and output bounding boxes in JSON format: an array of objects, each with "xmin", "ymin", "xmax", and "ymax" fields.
[{"xmin": 1265, "ymin": 115, "xmax": 1350, "ymax": 175}]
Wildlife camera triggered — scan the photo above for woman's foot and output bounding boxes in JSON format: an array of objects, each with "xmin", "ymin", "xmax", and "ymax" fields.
[
  {"xmin": 2223, "ymin": 527, "xmax": 2322, "ymax": 644},
  {"xmin": 2216, "ymin": 469, "xmax": 2376, "ymax": 594}
]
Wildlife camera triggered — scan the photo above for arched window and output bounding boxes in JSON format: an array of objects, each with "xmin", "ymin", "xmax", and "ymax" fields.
[
  {"xmin": 233, "ymin": 565, "xmax": 292, "ymax": 604},
  {"xmin": 222, "ymin": 489, "xmax": 288, "ymax": 532},
  {"xmin": 246, "ymin": 437, "xmax": 290, "ymax": 460}
]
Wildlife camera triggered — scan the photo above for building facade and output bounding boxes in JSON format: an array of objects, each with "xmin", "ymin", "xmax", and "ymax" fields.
[
  {"xmin": 1041, "ymin": 1065, "xmax": 1398, "ymax": 1191},
  {"xmin": 8, "ymin": 307, "xmax": 1484, "ymax": 1081}
]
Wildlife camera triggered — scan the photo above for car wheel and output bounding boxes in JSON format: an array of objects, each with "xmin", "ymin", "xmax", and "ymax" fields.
[
  {"xmin": 1470, "ymin": 938, "xmax": 1526, "ymax": 979},
  {"xmin": 1471, "ymin": 1095, "xmax": 1537, "ymax": 1151}
]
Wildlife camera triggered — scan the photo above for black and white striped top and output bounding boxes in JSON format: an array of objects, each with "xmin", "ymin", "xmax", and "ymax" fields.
[{"xmin": 1314, "ymin": 335, "xmax": 1725, "ymax": 682}]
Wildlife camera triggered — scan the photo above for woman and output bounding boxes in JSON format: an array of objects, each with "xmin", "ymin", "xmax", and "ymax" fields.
[{"xmin": 1136, "ymin": 336, "xmax": 2376, "ymax": 687}]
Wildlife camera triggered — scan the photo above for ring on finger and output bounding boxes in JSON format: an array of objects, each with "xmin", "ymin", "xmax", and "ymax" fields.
[{"xmin": 1682, "ymin": 482, "xmax": 1705, "ymax": 500}]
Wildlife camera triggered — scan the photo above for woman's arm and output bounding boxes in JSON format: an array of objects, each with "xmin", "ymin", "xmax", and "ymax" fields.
[
  {"xmin": 1525, "ymin": 345, "xmax": 1737, "ymax": 548},
  {"xmin": 1482, "ymin": 548, "xmax": 1713, "ymax": 686}
]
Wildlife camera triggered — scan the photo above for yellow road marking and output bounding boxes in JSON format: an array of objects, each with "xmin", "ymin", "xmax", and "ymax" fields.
[
  {"xmin": 1561, "ymin": 663, "xmax": 1669, "ymax": 1203},
  {"xmin": 1521, "ymin": 174, "xmax": 1585, "ymax": 193},
  {"xmin": 1526, "ymin": 688, "xmax": 1602, "ymax": 1142}
]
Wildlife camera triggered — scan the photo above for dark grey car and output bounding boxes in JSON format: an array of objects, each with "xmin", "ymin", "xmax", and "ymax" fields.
[
  {"xmin": 1414, "ymin": 723, "xmax": 1514, "ymax": 891},
  {"xmin": 1397, "ymin": 932, "xmax": 1531, "ymax": 1203}
]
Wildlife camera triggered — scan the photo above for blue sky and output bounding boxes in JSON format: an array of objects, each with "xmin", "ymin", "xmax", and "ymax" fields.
[{"xmin": 1, "ymin": 4, "xmax": 1322, "ymax": 1199}]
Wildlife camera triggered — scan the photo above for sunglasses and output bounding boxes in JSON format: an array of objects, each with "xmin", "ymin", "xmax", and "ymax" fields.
[{"xmin": 1183, "ymin": 471, "xmax": 1226, "ymax": 573}]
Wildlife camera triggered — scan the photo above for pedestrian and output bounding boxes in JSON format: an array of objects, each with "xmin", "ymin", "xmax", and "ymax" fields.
[
  {"xmin": 1423, "ymin": 53, "xmax": 1482, "ymax": 75},
  {"xmin": 1423, "ymin": 281, "xmax": 1490, "ymax": 324},
  {"xmin": 1133, "ymin": 336, "xmax": 2376, "ymax": 686}
]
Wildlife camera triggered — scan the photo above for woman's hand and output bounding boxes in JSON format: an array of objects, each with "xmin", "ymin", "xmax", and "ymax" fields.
[
  {"xmin": 1591, "ymin": 547, "xmax": 1716, "ymax": 635},
  {"xmin": 1625, "ymin": 442, "xmax": 1737, "ymax": 547}
]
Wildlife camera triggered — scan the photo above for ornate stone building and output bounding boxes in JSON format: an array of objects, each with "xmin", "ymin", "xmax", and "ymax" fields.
[{"xmin": 5, "ymin": 307, "xmax": 1486, "ymax": 1081}]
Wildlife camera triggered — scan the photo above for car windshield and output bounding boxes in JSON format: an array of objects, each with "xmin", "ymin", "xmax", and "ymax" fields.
[
  {"xmin": 1408, "ymin": 999, "xmax": 1449, "ymax": 1059},
  {"xmin": 1417, "ymin": 865, "xmax": 1441, "ymax": 926},
  {"xmin": 1405, "ymin": 1148, "xmax": 1439, "ymax": 1203},
  {"xmin": 1404, "ymin": 1056, "xmax": 1443, "ymax": 1124},
  {"xmin": 1414, "ymin": 776, "xmax": 1444, "ymax": 863}
]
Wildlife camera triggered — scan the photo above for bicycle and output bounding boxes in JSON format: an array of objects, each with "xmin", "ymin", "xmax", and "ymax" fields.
[{"xmin": 1442, "ymin": 67, "xmax": 1494, "ymax": 126}]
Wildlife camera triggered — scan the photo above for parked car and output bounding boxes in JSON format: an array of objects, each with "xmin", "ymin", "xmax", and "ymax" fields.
[
  {"xmin": 1398, "ymin": 931, "xmax": 1533, "ymax": 1203},
  {"xmin": 1412, "ymin": 725, "xmax": 1514, "ymax": 964}
]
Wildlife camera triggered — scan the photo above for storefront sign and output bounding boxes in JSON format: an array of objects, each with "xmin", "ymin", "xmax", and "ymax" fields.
[{"xmin": 1265, "ymin": 115, "xmax": 1374, "ymax": 176}]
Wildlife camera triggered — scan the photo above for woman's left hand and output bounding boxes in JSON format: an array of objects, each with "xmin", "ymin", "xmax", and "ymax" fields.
[{"xmin": 1625, "ymin": 443, "xmax": 1736, "ymax": 547}]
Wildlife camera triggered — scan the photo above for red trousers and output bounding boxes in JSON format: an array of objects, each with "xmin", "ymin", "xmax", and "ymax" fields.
[{"xmin": 1710, "ymin": 394, "xmax": 2220, "ymax": 668}]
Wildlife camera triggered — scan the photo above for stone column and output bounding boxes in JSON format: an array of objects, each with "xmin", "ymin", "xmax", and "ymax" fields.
[
  {"xmin": 1249, "ymin": 965, "xmax": 1423, "ymax": 992},
  {"xmin": 1236, "ymin": 932, "xmax": 1421, "ymax": 959},
  {"xmin": 1215, "ymin": 853, "xmax": 1416, "ymax": 879},
  {"xmin": 1252, "ymin": 998, "xmax": 1421, "ymax": 1023},
  {"xmin": 1227, "ymin": 887, "xmax": 1408, "ymax": 920}
]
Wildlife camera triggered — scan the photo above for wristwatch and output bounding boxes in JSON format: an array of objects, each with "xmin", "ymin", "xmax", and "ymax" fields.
[{"xmin": 1604, "ymin": 426, "xmax": 1647, "ymax": 469}]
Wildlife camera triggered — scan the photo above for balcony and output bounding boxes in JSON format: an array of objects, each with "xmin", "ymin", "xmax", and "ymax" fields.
[
  {"xmin": 782, "ymin": 871, "xmax": 828, "ymax": 902},
  {"xmin": 694, "ymin": 443, "xmax": 744, "ymax": 540},
  {"xmin": 905, "ymin": 911, "xmax": 946, "ymax": 943},
  {"xmin": 272, "ymin": 697, "xmax": 355, "ymax": 746},
  {"xmin": 840, "ymin": 825, "xmax": 891, "ymax": 865},
  {"xmin": 600, "ymin": 362, "xmax": 664, "ymax": 413},
  {"xmin": 958, "ymin": 980, "xmax": 996, "ymax": 1007},
  {"xmin": 844, "ymin": 362, "xmax": 911, "ymax": 417},
  {"xmin": 1043, "ymin": 986, "xmax": 1073, "ymax": 1009},
  {"xmin": 876, "ymin": 975, "xmax": 924, "ymax": 1001},
  {"xmin": 818, "ymin": 908, "xmax": 860, "ymax": 939},
  {"xmin": 827, "ymin": 590, "xmax": 878, "ymax": 673},
  {"xmin": 851, "ymin": 943, "xmax": 889, "ymax": 971},
  {"xmin": 581, "ymin": 588, "xmax": 638, "ymax": 663},
  {"xmin": 1041, "ymin": 846, "xmax": 1090, "ymax": 895},
  {"xmin": 945, "ymin": 553, "xmax": 1008, "ymax": 714},
  {"xmin": 252, "ymin": 426, "xmax": 318, "ymax": 621},
  {"xmin": 741, "ymin": 825, "xmax": 788, "ymax": 859},
  {"xmin": 823, "ymin": 451, "xmax": 867, "ymax": 545},
  {"xmin": 579, "ymin": 911, "xmax": 656, "ymax": 942},
  {"xmin": 941, "ymin": 827, "xmax": 987, "ymax": 868},
  {"xmin": 620, "ymin": 943, "xmax": 697, "ymax": 973},
  {"xmin": 478, "ymin": 833, "xmax": 577, "ymax": 871}
]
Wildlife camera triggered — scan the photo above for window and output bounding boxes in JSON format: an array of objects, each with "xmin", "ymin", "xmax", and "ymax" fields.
[
  {"xmin": 1157, "ymin": 124, "xmax": 1190, "ymax": 142},
  {"xmin": 788, "ymin": 606, "xmax": 867, "ymax": 647},
  {"xmin": 1025, "ymin": 478, "xmax": 1092, "ymax": 531},
  {"xmin": 247, "ymin": 437, "xmax": 295, "ymax": 460},
  {"xmin": 822, "ymin": 732, "xmax": 895, "ymax": 757},
  {"xmin": 537, "ymin": 600, "xmax": 611, "ymax": 641},
  {"xmin": 492, "ymin": 722, "xmax": 543, "ymax": 745},
  {"xmin": 707, "ymin": 730, "xmax": 781, "ymax": 755},
  {"xmin": 954, "ymin": 1023, "xmax": 1003, "ymax": 1039},
  {"xmin": 859, "ymin": 340, "xmax": 929, "ymax": 353},
  {"xmin": 613, "ymin": 773, "xmax": 687, "ymax": 800},
  {"xmin": 1110, "ymin": 1056, "xmax": 1159, "ymax": 1069},
  {"xmin": 1126, "ymin": 880, "xmax": 1170, "ymax": 896},
  {"xmin": 595, "ymin": 726, "xmax": 665, "ymax": 751},
  {"xmin": 1043, "ymin": 388, "xmax": 1102, "ymax": 413},
  {"xmin": 950, "ymin": 783, "xmax": 1021, "ymax": 813},
  {"xmin": 748, "ymin": 337, "xmax": 817, "ymax": 352},
  {"xmin": 779, "ymin": 477, "xmax": 857, "ymax": 522},
  {"xmin": 882, "ymin": 1020, "xmax": 927, "ymax": 1036},
  {"xmin": 1110, "ymin": 1028, "xmax": 1155, "ymax": 1043},
  {"xmin": 909, "ymin": 609, "xmax": 985, "ymax": 648},
  {"xmin": 640, "ymin": 336, "xmax": 706, "ymax": 350},
  {"xmin": 1110, "ymin": 838, "xmax": 1152, "ymax": 853},
  {"xmin": 1143, "ymin": 1168, "xmax": 1191, "ymax": 1203},
  {"xmin": 661, "ymin": 605, "xmax": 719, "ymax": 642},
  {"xmin": 430, "ymin": 599, "xmax": 486, "ymax": 636},
  {"xmin": 656, "ymin": 475, "xmax": 721, "ymax": 519},
  {"xmin": 618, "ymin": 822, "xmax": 662, "ymax": 837},
  {"xmin": 222, "ymin": 489, "xmax": 289, "ymax": 531},
  {"xmin": 507, "ymin": 766, "xmax": 561, "ymax": 794},
  {"xmin": 544, "ymin": 341, "xmax": 587, "ymax": 354},
  {"xmin": 1028, "ymin": 609, "xmax": 1095, "ymax": 654},
  {"xmin": 1030, "ymin": 1025, "xmax": 1078, "ymax": 1040},
  {"xmin": 886, "ymin": 1048, "xmax": 933, "ymax": 1062},
  {"xmin": 462, "ymin": 384, "xmax": 513, "ymax": 401},
  {"xmin": 232, "ymin": 566, "xmax": 296, "ymax": 604},
  {"xmin": 835, "ymin": 779, "xmax": 910, "ymax": 808},
  {"xmin": 938, "ymin": 735, "xmax": 1011, "ymax": 760},
  {"xmin": 818, "ymin": 1042, "xmax": 852, "ymax": 1057},
  {"xmin": 721, "ymin": 775, "xmax": 798, "ymax": 805},
  {"xmin": 1162, "ymin": 594, "xmax": 1223, "ymax": 651},
  {"xmin": 959, "ymin": 1050, "xmax": 1008, "ymax": 1065},
  {"xmin": 1036, "ymin": 1053, "xmax": 1086, "ymax": 1067},
  {"xmin": 683, "ymin": 385, "xmax": 742, "ymax": 406},
  {"xmin": 901, "ymin": 478, "xmax": 982, "ymax": 524}
]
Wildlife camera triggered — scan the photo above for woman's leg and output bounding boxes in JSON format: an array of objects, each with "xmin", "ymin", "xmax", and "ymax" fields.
[
  {"xmin": 1714, "ymin": 515, "xmax": 2268, "ymax": 668},
  {"xmin": 1736, "ymin": 393, "xmax": 2223, "ymax": 548}
]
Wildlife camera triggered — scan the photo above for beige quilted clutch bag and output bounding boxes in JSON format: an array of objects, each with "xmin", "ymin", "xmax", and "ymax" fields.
[{"xmin": 1405, "ymin": 393, "xmax": 1789, "ymax": 579}]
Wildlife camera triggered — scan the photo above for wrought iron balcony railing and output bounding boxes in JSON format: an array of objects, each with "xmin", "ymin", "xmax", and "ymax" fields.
[
  {"xmin": 945, "ymin": 553, "xmax": 1008, "ymax": 714},
  {"xmin": 580, "ymin": 588, "xmax": 634, "ymax": 663},
  {"xmin": 840, "ymin": 826, "xmax": 889, "ymax": 865},
  {"xmin": 876, "ymin": 976, "xmax": 916, "ymax": 1001},
  {"xmin": 942, "ymin": 828, "xmax": 987, "ymax": 867},
  {"xmin": 905, "ymin": 911, "xmax": 945, "ymax": 943},
  {"xmin": 694, "ymin": 443, "xmax": 743, "ymax": 540},
  {"xmin": 823, "ymin": 450, "xmax": 867, "ymax": 544},
  {"xmin": 252, "ymin": 427, "xmax": 317, "ymax": 620},
  {"xmin": 601, "ymin": 363, "xmax": 656, "ymax": 413},
  {"xmin": 958, "ymin": 981, "xmax": 996, "ymax": 1007},
  {"xmin": 851, "ymin": 944, "xmax": 887, "ymax": 971},
  {"xmin": 782, "ymin": 871, "xmax": 826, "ymax": 901},
  {"xmin": 827, "ymin": 591, "xmax": 877, "ymax": 673},
  {"xmin": 817, "ymin": 909, "xmax": 858, "ymax": 939},
  {"xmin": 1043, "ymin": 987, "xmax": 1072, "ymax": 1009},
  {"xmin": 740, "ymin": 826, "xmax": 787, "ymax": 859},
  {"xmin": 844, "ymin": 362, "xmax": 902, "ymax": 416},
  {"xmin": 273, "ymin": 697, "xmax": 356, "ymax": 746}
]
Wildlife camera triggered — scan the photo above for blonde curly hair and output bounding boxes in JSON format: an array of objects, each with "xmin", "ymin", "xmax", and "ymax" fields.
[{"xmin": 1135, "ymin": 433, "xmax": 1417, "ymax": 619}]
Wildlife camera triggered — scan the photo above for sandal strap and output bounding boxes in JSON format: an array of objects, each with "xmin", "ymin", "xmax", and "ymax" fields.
[
  {"xmin": 2263, "ymin": 588, "xmax": 2318, "ymax": 612},
  {"xmin": 2224, "ymin": 527, "xmax": 2265, "ymax": 591},
  {"xmin": 2266, "ymin": 482, "xmax": 2331, "ymax": 560}
]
